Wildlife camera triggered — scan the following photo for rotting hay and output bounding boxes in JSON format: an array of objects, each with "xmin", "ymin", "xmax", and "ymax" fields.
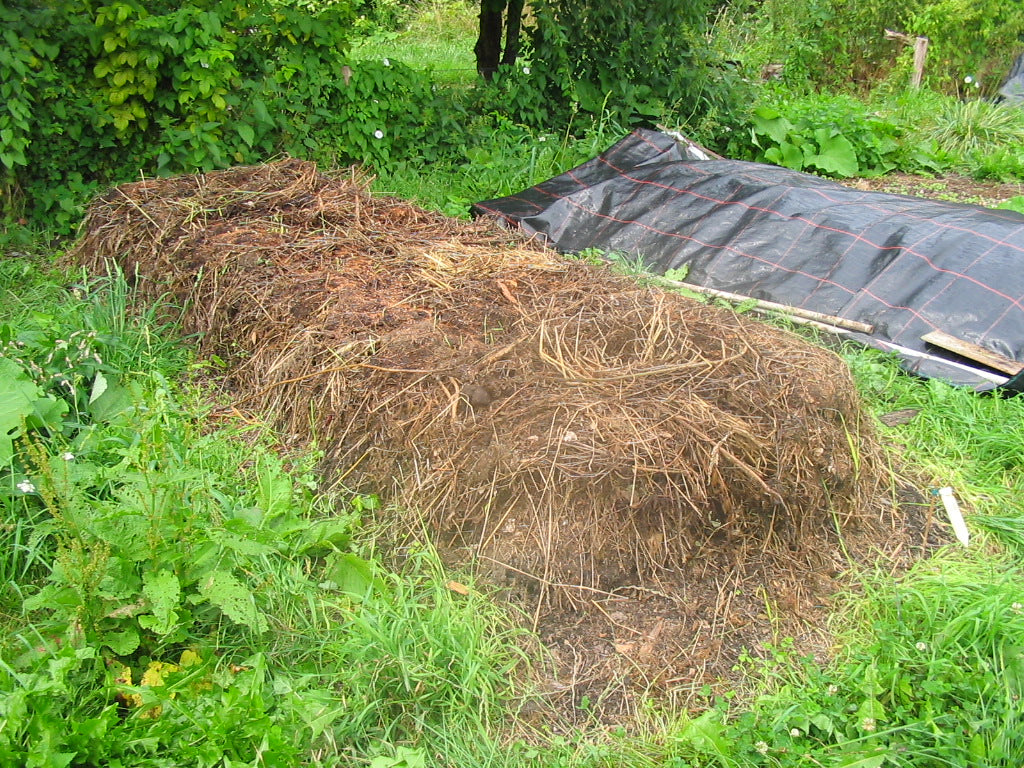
[{"xmin": 71, "ymin": 159, "xmax": 926, "ymax": 717}]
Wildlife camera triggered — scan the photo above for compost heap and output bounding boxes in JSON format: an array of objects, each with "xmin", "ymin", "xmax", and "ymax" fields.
[{"xmin": 72, "ymin": 159, "xmax": 913, "ymax": 718}]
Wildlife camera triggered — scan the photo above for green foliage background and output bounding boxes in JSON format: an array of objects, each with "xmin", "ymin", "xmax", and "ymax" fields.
[
  {"xmin": 0, "ymin": 0, "xmax": 461, "ymax": 233},
  {"xmin": 481, "ymin": 0, "xmax": 737, "ymax": 131},
  {"xmin": 720, "ymin": 0, "xmax": 1024, "ymax": 94}
]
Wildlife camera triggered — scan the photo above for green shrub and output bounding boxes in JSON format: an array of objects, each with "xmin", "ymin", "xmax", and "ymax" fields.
[
  {"xmin": 0, "ymin": 0, "xmax": 358, "ymax": 233},
  {"xmin": 726, "ymin": 92, "xmax": 910, "ymax": 177},
  {"xmin": 479, "ymin": 0, "xmax": 738, "ymax": 132},
  {"xmin": 714, "ymin": 0, "xmax": 1024, "ymax": 97}
]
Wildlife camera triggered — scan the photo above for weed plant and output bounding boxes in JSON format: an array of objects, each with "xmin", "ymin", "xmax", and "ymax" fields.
[
  {"xmin": 0, "ymin": 255, "xmax": 531, "ymax": 767},
  {"xmin": 914, "ymin": 98, "xmax": 1024, "ymax": 162}
]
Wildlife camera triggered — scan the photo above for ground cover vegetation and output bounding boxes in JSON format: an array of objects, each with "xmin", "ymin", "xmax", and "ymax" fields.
[{"xmin": 2, "ymin": 0, "xmax": 1024, "ymax": 766}]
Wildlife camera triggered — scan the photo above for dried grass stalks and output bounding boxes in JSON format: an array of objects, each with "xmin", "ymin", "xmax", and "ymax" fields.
[{"xmin": 72, "ymin": 158, "xmax": 881, "ymax": 595}]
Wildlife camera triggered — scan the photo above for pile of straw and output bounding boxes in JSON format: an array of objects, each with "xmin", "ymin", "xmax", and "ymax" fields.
[{"xmin": 73, "ymin": 159, "xmax": 881, "ymax": 600}]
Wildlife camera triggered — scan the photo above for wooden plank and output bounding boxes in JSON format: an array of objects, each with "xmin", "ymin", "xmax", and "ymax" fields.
[{"xmin": 921, "ymin": 329, "xmax": 1024, "ymax": 375}]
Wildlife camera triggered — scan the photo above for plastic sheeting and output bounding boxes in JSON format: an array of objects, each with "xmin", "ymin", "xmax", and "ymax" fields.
[
  {"xmin": 1000, "ymin": 53, "xmax": 1024, "ymax": 103},
  {"xmin": 473, "ymin": 129, "xmax": 1024, "ymax": 391}
]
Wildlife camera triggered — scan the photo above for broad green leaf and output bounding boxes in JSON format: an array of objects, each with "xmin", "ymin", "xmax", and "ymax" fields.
[
  {"xmin": 325, "ymin": 552, "xmax": 381, "ymax": 598},
  {"xmin": 0, "ymin": 358, "xmax": 66, "ymax": 464},
  {"xmin": 88, "ymin": 376, "xmax": 132, "ymax": 422},
  {"xmin": 765, "ymin": 141, "xmax": 803, "ymax": 171},
  {"xmin": 102, "ymin": 628, "xmax": 141, "ymax": 655},
  {"xmin": 752, "ymin": 106, "xmax": 793, "ymax": 144},
  {"xmin": 89, "ymin": 370, "xmax": 108, "ymax": 404},
  {"xmin": 237, "ymin": 122, "xmax": 255, "ymax": 147},
  {"xmin": 295, "ymin": 518, "xmax": 352, "ymax": 555},
  {"xmin": 197, "ymin": 570, "xmax": 268, "ymax": 633},
  {"xmin": 141, "ymin": 569, "xmax": 181, "ymax": 635},
  {"xmin": 90, "ymin": 511, "xmax": 150, "ymax": 561},
  {"xmin": 806, "ymin": 131, "xmax": 859, "ymax": 177}
]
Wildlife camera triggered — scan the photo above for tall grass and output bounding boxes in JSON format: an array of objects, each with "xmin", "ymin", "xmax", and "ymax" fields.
[{"xmin": 917, "ymin": 98, "xmax": 1024, "ymax": 159}]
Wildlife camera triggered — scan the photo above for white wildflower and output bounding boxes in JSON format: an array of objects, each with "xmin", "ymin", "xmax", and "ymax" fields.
[
  {"xmin": 755, "ymin": 741, "xmax": 769, "ymax": 755},
  {"xmin": 827, "ymin": 684, "xmax": 839, "ymax": 695},
  {"xmin": 382, "ymin": 57, "xmax": 390, "ymax": 67},
  {"xmin": 916, "ymin": 641, "xmax": 928, "ymax": 651},
  {"xmin": 790, "ymin": 728, "xmax": 801, "ymax": 738},
  {"xmin": 861, "ymin": 717, "xmax": 876, "ymax": 732},
  {"xmin": 61, "ymin": 452, "xmax": 75, "ymax": 461},
  {"xmin": 964, "ymin": 75, "xmax": 973, "ymax": 84},
  {"xmin": 17, "ymin": 480, "xmax": 35, "ymax": 494},
  {"xmin": 374, "ymin": 130, "xmax": 384, "ymax": 139},
  {"xmin": 522, "ymin": 66, "xmax": 531, "ymax": 74}
]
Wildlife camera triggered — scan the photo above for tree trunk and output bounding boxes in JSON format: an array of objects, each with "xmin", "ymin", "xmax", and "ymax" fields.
[
  {"xmin": 501, "ymin": 0, "xmax": 525, "ymax": 66},
  {"xmin": 475, "ymin": 0, "xmax": 525, "ymax": 79},
  {"xmin": 475, "ymin": 0, "xmax": 506, "ymax": 80}
]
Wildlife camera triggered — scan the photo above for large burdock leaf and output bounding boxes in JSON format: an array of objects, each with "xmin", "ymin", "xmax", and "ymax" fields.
[{"xmin": 806, "ymin": 129, "xmax": 859, "ymax": 177}]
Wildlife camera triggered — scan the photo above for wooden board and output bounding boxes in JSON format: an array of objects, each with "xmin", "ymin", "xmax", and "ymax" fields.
[{"xmin": 921, "ymin": 330, "xmax": 1024, "ymax": 376}]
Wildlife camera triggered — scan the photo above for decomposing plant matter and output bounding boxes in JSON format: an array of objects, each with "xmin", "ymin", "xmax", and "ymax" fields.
[
  {"xmin": 71, "ymin": 159, "xmax": 919, "ymax": 717},
  {"xmin": 73, "ymin": 158, "xmax": 880, "ymax": 594}
]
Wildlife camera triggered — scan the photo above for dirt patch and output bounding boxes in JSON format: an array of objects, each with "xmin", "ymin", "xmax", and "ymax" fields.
[
  {"xmin": 70, "ymin": 159, "xmax": 941, "ymax": 722},
  {"xmin": 849, "ymin": 172, "xmax": 1024, "ymax": 209}
]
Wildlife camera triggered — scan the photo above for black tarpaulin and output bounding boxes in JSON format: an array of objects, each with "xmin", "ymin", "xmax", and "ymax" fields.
[{"xmin": 473, "ymin": 128, "xmax": 1024, "ymax": 391}]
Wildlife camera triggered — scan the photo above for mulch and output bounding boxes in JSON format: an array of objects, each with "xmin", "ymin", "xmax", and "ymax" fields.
[{"xmin": 70, "ymin": 158, "xmax": 942, "ymax": 723}]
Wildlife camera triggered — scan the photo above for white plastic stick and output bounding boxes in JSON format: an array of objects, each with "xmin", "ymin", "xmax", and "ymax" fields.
[{"xmin": 939, "ymin": 487, "xmax": 970, "ymax": 546}]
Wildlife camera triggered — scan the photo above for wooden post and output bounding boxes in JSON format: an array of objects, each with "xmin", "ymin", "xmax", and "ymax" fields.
[
  {"xmin": 911, "ymin": 36, "xmax": 929, "ymax": 89},
  {"xmin": 885, "ymin": 30, "xmax": 929, "ymax": 90}
]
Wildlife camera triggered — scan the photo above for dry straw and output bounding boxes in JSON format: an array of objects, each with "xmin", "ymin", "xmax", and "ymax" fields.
[{"xmin": 72, "ymin": 158, "xmax": 883, "ymax": 605}]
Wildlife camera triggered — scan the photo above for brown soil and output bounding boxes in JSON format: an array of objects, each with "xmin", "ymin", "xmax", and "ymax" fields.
[
  {"xmin": 70, "ymin": 159, "xmax": 949, "ymax": 724},
  {"xmin": 849, "ymin": 171, "xmax": 1024, "ymax": 209}
]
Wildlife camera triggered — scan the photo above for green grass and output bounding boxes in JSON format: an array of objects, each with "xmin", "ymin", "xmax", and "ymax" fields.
[
  {"xmin": 0, "ymin": 255, "xmax": 535, "ymax": 767},
  {"xmin": 917, "ymin": 98, "xmax": 1024, "ymax": 159},
  {"xmin": 845, "ymin": 346, "xmax": 1024, "ymax": 548},
  {"xmin": 351, "ymin": 0, "xmax": 480, "ymax": 86},
  {"xmin": 374, "ymin": 113, "xmax": 628, "ymax": 217}
]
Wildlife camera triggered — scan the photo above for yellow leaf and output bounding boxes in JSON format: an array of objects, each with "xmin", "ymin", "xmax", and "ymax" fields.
[
  {"xmin": 141, "ymin": 660, "xmax": 179, "ymax": 688},
  {"xmin": 446, "ymin": 580, "xmax": 470, "ymax": 596},
  {"xmin": 179, "ymin": 649, "xmax": 202, "ymax": 668}
]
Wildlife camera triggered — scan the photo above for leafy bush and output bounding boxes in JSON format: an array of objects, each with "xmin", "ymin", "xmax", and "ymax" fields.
[
  {"xmin": 1, "ymin": 0, "xmax": 473, "ymax": 234},
  {"xmin": 714, "ymin": 0, "xmax": 1024, "ymax": 96},
  {"xmin": 725, "ymin": 92, "xmax": 912, "ymax": 178},
  {"xmin": 481, "ymin": 0, "xmax": 739, "ymax": 131}
]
